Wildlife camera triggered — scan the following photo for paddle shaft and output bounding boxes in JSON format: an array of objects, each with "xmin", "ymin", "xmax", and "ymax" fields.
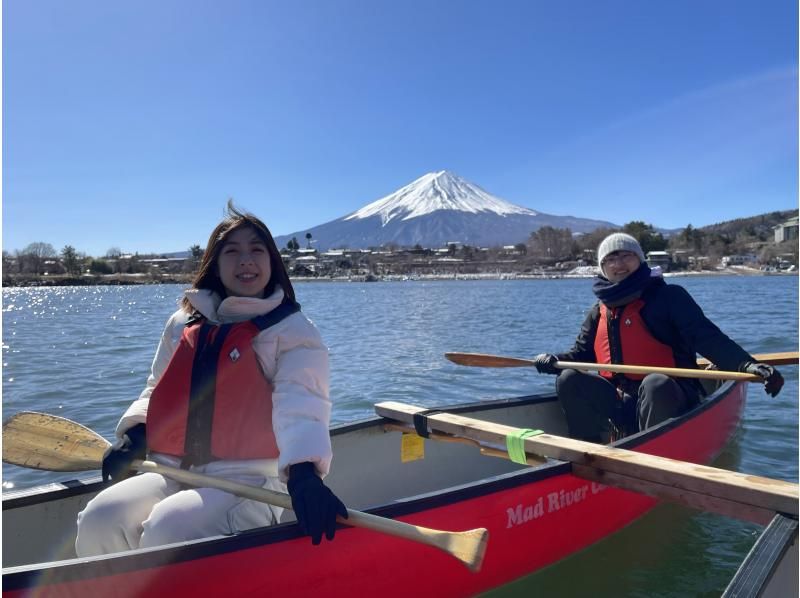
[
  {"xmin": 1, "ymin": 411, "xmax": 488, "ymax": 572},
  {"xmin": 445, "ymin": 351, "xmax": 798, "ymax": 380},
  {"xmin": 697, "ymin": 351, "xmax": 798, "ymax": 367},
  {"xmin": 556, "ymin": 361, "xmax": 757, "ymax": 381},
  {"xmin": 133, "ymin": 460, "xmax": 487, "ymax": 571}
]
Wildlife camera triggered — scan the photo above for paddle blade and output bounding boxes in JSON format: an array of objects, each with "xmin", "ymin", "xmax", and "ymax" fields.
[
  {"xmin": 445, "ymin": 352, "xmax": 536, "ymax": 368},
  {"xmin": 2, "ymin": 411, "xmax": 110, "ymax": 471},
  {"xmin": 448, "ymin": 527, "xmax": 489, "ymax": 572}
]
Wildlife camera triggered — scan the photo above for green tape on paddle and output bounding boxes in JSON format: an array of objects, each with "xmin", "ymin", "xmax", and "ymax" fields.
[{"xmin": 506, "ymin": 428, "xmax": 543, "ymax": 464}]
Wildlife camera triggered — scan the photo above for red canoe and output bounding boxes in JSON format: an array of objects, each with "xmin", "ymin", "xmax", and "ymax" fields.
[{"xmin": 3, "ymin": 380, "xmax": 747, "ymax": 597}]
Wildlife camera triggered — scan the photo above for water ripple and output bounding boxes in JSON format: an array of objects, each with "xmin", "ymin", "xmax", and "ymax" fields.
[{"xmin": 2, "ymin": 278, "xmax": 797, "ymax": 594}]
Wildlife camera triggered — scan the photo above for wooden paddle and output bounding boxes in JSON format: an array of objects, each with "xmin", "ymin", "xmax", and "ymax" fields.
[
  {"xmin": 696, "ymin": 352, "xmax": 798, "ymax": 367},
  {"xmin": 2, "ymin": 411, "xmax": 488, "ymax": 572},
  {"xmin": 375, "ymin": 401, "xmax": 800, "ymax": 524},
  {"xmin": 444, "ymin": 351, "xmax": 798, "ymax": 381}
]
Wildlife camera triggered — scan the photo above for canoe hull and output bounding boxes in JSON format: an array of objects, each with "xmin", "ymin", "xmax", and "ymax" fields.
[
  {"xmin": 3, "ymin": 381, "xmax": 747, "ymax": 597},
  {"xmin": 723, "ymin": 514, "xmax": 798, "ymax": 598}
]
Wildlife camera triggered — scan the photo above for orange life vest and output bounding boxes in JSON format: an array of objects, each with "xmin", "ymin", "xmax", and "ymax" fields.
[
  {"xmin": 593, "ymin": 298, "xmax": 675, "ymax": 380},
  {"xmin": 147, "ymin": 303, "xmax": 299, "ymax": 465}
]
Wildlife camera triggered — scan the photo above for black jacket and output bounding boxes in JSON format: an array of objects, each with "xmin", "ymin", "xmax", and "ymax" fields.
[{"xmin": 557, "ymin": 277, "xmax": 755, "ymax": 397}]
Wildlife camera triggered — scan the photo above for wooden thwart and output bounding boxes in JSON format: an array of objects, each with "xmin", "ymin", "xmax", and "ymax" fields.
[
  {"xmin": 375, "ymin": 401, "xmax": 799, "ymax": 524},
  {"xmin": 383, "ymin": 423, "xmax": 548, "ymax": 467}
]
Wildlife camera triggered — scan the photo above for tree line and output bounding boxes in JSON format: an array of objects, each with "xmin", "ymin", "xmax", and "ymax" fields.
[
  {"xmin": 526, "ymin": 210, "xmax": 798, "ymax": 267},
  {"xmin": 2, "ymin": 244, "xmax": 206, "ymax": 277},
  {"xmin": 4, "ymin": 210, "xmax": 797, "ymax": 279}
]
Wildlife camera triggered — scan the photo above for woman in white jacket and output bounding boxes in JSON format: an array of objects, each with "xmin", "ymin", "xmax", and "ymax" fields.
[{"xmin": 76, "ymin": 202, "xmax": 346, "ymax": 556}]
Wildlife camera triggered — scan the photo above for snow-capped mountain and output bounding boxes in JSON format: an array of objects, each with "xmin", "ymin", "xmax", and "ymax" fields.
[
  {"xmin": 274, "ymin": 171, "xmax": 617, "ymax": 250},
  {"xmin": 345, "ymin": 170, "xmax": 537, "ymax": 224}
]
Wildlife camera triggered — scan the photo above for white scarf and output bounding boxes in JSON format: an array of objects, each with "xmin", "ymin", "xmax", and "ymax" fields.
[{"xmin": 182, "ymin": 287, "xmax": 286, "ymax": 323}]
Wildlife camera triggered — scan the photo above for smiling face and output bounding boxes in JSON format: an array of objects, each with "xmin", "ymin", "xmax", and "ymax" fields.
[
  {"xmin": 601, "ymin": 250, "xmax": 641, "ymax": 283},
  {"xmin": 216, "ymin": 226, "xmax": 272, "ymax": 298}
]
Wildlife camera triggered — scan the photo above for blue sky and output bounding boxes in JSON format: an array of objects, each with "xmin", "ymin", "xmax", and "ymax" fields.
[{"xmin": 3, "ymin": 1, "xmax": 797, "ymax": 257}]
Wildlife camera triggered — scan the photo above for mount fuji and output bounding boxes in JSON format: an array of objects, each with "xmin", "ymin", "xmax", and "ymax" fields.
[{"xmin": 274, "ymin": 171, "xmax": 617, "ymax": 251}]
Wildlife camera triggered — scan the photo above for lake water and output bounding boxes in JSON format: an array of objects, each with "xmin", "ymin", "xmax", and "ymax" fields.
[{"xmin": 2, "ymin": 276, "xmax": 797, "ymax": 596}]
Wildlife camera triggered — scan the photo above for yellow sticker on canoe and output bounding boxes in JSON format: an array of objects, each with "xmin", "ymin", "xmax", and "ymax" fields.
[{"xmin": 400, "ymin": 433, "xmax": 425, "ymax": 462}]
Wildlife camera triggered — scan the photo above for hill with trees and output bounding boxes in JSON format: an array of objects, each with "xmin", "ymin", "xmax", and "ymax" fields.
[
  {"xmin": 524, "ymin": 209, "xmax": 797, "ymax": 270},
  {"xmin": 668, "ymin": 209, "xmax": 798, "ymax": 265},
  {"xmin": 3, "ymin": 209, "xmax": 797, "ymax": 285}
]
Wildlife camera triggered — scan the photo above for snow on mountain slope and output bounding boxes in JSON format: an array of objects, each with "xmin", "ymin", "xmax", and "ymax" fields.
[
  {"xmin": 344, "ymin": 170, "xmax": 537, "ymax": 225},
  {"xmin": 273, "ymin": 171, "xmax": 618, "ymax": 250}
]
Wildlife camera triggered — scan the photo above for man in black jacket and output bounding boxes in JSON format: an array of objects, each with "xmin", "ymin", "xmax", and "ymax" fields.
[{"xmin": 534, "ymin": 233, "xmax": 784, "ymax": 443}]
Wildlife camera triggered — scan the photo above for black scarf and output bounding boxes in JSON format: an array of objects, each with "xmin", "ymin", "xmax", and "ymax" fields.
[{"xmin": 592, "ymin": 262, "xmax": 653, "ymax": 307}]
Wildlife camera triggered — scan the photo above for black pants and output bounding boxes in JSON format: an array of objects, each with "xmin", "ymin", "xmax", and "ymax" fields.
[{"xmin": 555, "ymin": 369, "xmax": 695, "ymax": 443}]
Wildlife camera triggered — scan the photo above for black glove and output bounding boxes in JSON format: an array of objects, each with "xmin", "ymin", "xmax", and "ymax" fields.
[
  {"xmin": 533, "ymin": 353, "xmax": 560, "ymax": 375},
  {"xmin": 743, "ymin": 362, "xmax": 785, "ymax": 397},
  {"xmin": 287, "ymin": 462, "xmax": 348, "ymax": 545},
  {"xmin": 102, "ymin": 423, "xmax": 147, "ymax": 484}
]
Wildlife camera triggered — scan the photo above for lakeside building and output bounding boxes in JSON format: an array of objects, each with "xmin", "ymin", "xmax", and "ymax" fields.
[
  {"xmin": 774, "ymin": 217, "xmax": 799, "ymax": 243},
  {"xmin": 689, "ymin": 256, "xmax": 710, "ymax": 269},
  {"xmin": 646, "ymin": 250, "xmax": 671, "ymax": 271},
  {"xmin": 140, "ymin": 257, "xmax": 188, "ymax": 267},
  {"xmin": 671, "ymin": 250, "xmax": 690, "ymax": 267},
  {"xmin": 721, "ymin": 255, "xmax": 758, "ymax": 267},
  {"xmin": 7, "ymin": 222, "xmax": 798, "ymax": 284}
]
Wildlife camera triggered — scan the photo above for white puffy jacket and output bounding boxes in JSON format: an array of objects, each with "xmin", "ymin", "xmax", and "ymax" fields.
[{"xmin": 116, "ymin": 287, "xmax": 332, "ymax": 481}]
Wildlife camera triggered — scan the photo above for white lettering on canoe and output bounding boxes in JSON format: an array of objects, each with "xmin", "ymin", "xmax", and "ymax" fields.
[
  {"xmin": 547, "ymin": 485, "xmax": 588, "ymax": 512},
  {"xmin": 506, "ymin": 497, "xmax": 544, "ymax": 528},
  {"xmin": 506, "ymin": 483, "xmax": 604, "ymax": 528}
]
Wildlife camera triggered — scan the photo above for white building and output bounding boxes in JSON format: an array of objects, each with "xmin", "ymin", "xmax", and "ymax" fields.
[
  {"xmin": 646, "ymin": 250, "xmax": 671, "ymax": 270},
  {"xmin": 721, "ymin": 255, "xmax": 757, "ymax": 266},
  {"xmin": 774, "ymin": 217, "xmax": 799, "ymax": 243}
]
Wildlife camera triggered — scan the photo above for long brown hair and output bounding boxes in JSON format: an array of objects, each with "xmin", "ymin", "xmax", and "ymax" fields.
[{"xmin": 181, "ymin": 200, "xmax": 296, "ymax": 312}]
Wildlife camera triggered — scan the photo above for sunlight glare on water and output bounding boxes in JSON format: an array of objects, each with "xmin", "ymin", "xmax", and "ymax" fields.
[{"xmin": 2, "ymin": 277, "xmax": 797, "ymax": 595}]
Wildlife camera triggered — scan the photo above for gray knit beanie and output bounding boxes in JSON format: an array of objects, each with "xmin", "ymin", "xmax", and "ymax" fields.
[{"xmin": 597, "ymin": 233, "xmax": 645, "ymax": 267}]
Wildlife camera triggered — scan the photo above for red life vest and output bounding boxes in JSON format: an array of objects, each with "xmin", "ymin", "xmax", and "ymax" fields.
[
  {"xmin": 147, "ymin": 303, "xmax": 299, "ymax": 465},
  {"xmin": 593, "ymin": 298, "xmax": 675, "ymax": 380}
]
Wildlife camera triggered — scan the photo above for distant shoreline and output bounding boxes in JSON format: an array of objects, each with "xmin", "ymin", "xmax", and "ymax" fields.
[
  {"xmin": 2, "ymin": 267, "xmax": 796, "ymax": 288},
  {"xmin": 2, "ymin": 274, "xmax": 194, "ymax": 288}
]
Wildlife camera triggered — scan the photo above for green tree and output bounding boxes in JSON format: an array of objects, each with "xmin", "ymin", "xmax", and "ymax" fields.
[
  {"xmin": 673, "ymin": 224, "xmax": 705, "ymax": 253},
  {"xmin": 622, "ymin": 221, "xmax": 667, "ymax": 254},
  {"xmin": 61, "ymin": 245, "xmax": 82, "ymax": 276},
  {"xmin": 89, "ymin": 259, "xmax": 113, "ymax": 274},
  {"xmin": 184, "ymin": 244, "xmax": 204, "ymax": 273}
]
